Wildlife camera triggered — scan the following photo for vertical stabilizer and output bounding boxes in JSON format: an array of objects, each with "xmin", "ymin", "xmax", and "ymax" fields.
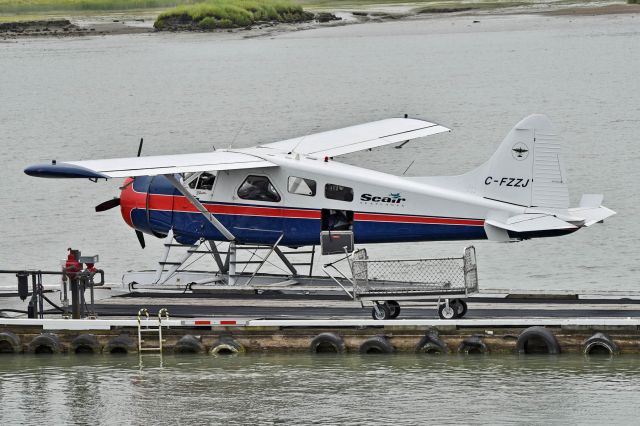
[{"xmin": 476, "ymin": 114, "xmax": 569, "ymax": 209}]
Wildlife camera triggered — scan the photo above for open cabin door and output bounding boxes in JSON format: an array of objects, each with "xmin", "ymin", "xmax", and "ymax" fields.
[{"xmin": 320, "ymin": 209, "xmax": 354, "ymax": 255}]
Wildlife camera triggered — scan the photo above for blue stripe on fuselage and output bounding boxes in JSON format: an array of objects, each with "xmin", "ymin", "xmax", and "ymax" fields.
[{"xmin": 132, "ymin": 209, "xmax": 486, "ymax": 246}]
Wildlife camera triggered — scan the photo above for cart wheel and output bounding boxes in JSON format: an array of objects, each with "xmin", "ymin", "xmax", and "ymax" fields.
[
  {"xmin": 387, "ymin": 300, "xmax": 401, "ymax": 319},
  {"xmin": 451, "ymin": 299, "xmax": 468, "ymax": 318},
  {"xmin": 438, "ymin": 303, "xmax": 456, "ymax": 320},
  {"xmin": 372, "ymin": 303, "xmax": 391, "ymax": 320}
]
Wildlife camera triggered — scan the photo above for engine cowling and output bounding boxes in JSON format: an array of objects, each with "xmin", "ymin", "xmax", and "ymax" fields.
[{"xmin": 120, "ymin": 176, "xmax": 176, "ymax": 239}]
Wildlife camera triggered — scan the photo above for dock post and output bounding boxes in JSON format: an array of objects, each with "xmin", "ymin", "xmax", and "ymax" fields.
[
  {"xmin": 61, "ymin": 267, "xmax": 69, "ymax": 317},
  {"xmin": 89, "ymin": 275, "xmax": 95, "ymax": 317},
  {"xmin": 37, "ymin": 272, "xmax": 44, "ymax": 319},
  {"xmin": 70, "ymin": 277, "xmax": 80, "ymax": 319},
  {"xmin": 27, "ymin": 272, "xmax": 37, "ymax": 319}
]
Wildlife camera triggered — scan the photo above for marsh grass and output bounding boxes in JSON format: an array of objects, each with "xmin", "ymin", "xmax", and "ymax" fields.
[
  {"xmin": 154, "ymin": 0, "xmax": 313, "ymax": 30},
  {"xmin": 628, "ymin": 0, "xmax": 638, "ymax": 4},
  {"xmin": 0, "ymin": 0, "xmax": 199, "ymax": 13}
]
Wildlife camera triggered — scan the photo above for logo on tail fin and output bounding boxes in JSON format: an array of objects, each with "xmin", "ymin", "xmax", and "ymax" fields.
[{"xmin": 511, "ymin": 143, "xmax": 529, "ymax": 161}]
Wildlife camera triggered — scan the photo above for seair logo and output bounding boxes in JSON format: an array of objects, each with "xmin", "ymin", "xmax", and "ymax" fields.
[
  {"xmin": 361, "ymin": 193, "xmax": 406, "ymax": 203},
  {"xmin": 511, "ymin": 142, "xmax": 529, "ymax": 161}
]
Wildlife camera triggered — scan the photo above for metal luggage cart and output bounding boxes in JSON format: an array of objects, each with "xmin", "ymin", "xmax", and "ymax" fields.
[{"xmin": 323, "ymin": 246, "xmax": 478, "ymax": 320}]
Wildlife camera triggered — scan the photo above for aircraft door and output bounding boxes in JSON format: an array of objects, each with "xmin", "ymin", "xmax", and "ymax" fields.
[
  {"xmin": 321, "ymin": 209, "xmax": 354, "ymax": 232},
  {"xmin": 320, "ymin": 209, "xmax": 354, "ymax": 254},
  {"xmin": 232, "ymin": 174, "xmax": 283, "ymax": 244}
]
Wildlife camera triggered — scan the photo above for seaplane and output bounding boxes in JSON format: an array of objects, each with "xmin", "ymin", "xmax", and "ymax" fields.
[{"xmin": 24, "ymin": 114, "xmax": 614, "ymax": 319}]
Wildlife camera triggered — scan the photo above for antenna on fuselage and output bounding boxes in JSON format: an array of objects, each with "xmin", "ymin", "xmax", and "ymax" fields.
[
  {"xmin": 289, "ymin": 125, "xmax": 319, "ymax": 156},
  {"xmin": 137, "ymin": 138, "xmax": 144, "ymax": 157},
  {"xmin": 402, "ymin": 160, "xmax": 415, "ymax": 176}
]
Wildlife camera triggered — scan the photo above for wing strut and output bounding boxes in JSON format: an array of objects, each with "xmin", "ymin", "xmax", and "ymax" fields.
[{"xmin": 164, "ymin": 174, "xmax": 236, "ymax": 241}]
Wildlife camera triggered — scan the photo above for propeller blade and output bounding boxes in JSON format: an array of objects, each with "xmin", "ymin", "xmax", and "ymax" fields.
[
  {"xmin": 95, "ymin": 198, "xmax": 121, "ymax": 212},
  {"xmin": 135, "ymin": 230, "xmax": 146, "ymax": 249}
]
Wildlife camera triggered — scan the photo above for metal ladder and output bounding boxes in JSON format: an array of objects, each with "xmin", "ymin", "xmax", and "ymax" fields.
[{"xmin": 137, "ymin": 308, "xmax": 169, "ymax": 354}]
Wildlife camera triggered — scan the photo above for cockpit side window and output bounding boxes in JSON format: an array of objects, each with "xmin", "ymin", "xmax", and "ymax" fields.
[
  {"xmin": 188, "ymin": 172, "xmax": 216, "ymax": 191},
  {"xmin": 238, "ymin": 175, "xmax": 281, "ymax": 202}
]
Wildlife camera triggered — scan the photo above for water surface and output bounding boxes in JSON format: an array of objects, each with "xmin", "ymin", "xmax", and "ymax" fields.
[
  {"xmin": 1, "ymin": 353, "xmax": 639, "ymax": 424},
  {"xmin": 0, "ymin": 14, "xmax": 638, "ymax": 291}
]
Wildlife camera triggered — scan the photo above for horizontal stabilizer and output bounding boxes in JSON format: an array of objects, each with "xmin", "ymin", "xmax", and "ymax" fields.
[
  {"xmin": 486, "ymin": 214, "xmax": 578, "ymax": 233},
  {"xmin": 484, "ymin": 213, "xmax": 579, "ymax": 241},
  {"xmin": 569, "ymin": 205, "xmax": 616, "ymax": 227}
]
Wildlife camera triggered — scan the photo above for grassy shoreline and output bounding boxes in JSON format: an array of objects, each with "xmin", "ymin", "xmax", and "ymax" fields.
[
  {"xmin": 1, "ymin": 0, "xmax": 638, "ymax": 27},
  {"xmin": 0, "ymin": 0, "xmax": 198, "ymax": 14},
  {"xmin": 2, "ymin": 0, "xmax": 632, "ymax": 15},
  {"xmin": 154, "ymin": 0, "xmax": 314, "ymax": 30}
]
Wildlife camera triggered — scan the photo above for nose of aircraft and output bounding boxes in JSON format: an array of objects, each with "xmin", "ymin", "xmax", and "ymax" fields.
[{"xmin": 120, "ymin": 177, "xmax": 145, "ymax": 229}]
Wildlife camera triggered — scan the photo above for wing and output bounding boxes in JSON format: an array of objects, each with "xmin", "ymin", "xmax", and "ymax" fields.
[
  {"xmin": 24, "ymin": 151, "xmax": 276, "ymax": 179},
  {"xmin": 257, "ymin": 117, "xmax": 450, "ymax": 157}
]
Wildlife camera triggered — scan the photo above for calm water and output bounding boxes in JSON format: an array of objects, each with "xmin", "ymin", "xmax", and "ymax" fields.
[
  {"xmin": 0, "ymin": 14, "xmax": 639, "ymax": 292},
  {"xmin": 1, "ymin": 13, "xmax": 640, "ymax": 424},
  {"xmin": 1, "ymin": 353, "xmax": 639, "ymax": 425}
]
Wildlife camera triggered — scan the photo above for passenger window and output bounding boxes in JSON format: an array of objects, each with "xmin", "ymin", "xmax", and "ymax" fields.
[
  {"xmin": 188, "ymin": 172, "xmax": 215, "ymax": 190},
  {"xmin": 238, "ymin": 175, "xmax": 281, "ymax": 202},
  {"xmin": 288, "ymin": 176, "xmax": 316, "ymax": 196},
  {"xmin": 325, "ymin": 183, "xmax": 353, "ymax": 202}
]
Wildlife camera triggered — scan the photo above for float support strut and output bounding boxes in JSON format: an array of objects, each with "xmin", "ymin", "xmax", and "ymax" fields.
[{"xmin": 228, "ymin": 241, "xmax": 237, "ymax": 286}]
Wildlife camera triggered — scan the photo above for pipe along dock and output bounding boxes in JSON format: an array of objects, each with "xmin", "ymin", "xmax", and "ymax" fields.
[{"xmin": 1, "ymin": 293, "xmax": 640, "ymax": 356}]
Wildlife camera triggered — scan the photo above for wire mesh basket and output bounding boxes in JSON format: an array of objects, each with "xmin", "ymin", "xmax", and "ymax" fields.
[{"xmin": 351, "ymin": 246, "xmax": 477, "ymax": 298}]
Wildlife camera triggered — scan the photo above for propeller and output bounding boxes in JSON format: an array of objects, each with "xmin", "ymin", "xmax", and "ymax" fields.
[
  {"xmin": 135, "ymin": 230, "xmax": 146, "ymax": 249},
  {"xmin": 95, "ymin": 196, "xmax": 144, "ymax": 248},
  {"xmin": 93, "ymin": 137, "xmax": 147, "ymax": 249},
  {"xmin": 134, "ymin": 138, "xmax": 145, "ymax": 248},
  {"xmin": 95, "ymin": 197, "xmax": 120, "ymax": 212}
]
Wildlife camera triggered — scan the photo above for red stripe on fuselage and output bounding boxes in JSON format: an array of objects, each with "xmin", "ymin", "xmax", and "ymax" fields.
[
  {"xmin": 171, "ymin": 196, "xmax": 320, "ymax": 219},
  {"xmin": 127, "ymin": 192, "xmax": 484, "ymax": 227},
  {"xmin": 354, "ymin": 212, "xmax": 485, "ymax": 226}
]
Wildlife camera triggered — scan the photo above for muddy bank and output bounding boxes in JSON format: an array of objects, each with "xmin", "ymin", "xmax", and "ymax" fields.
[
  {"xmin": 0, "ymin": 19, "xmax": 90, "ymax": 37},
  {"xmin": 0, "ymin": 18, "xmax": 153, "ymax": 39}
]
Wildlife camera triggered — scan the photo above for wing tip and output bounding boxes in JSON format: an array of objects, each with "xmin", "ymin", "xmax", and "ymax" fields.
[{"xmin": 24, "ymin": 162, "xmax": 109, "ymax": 179}]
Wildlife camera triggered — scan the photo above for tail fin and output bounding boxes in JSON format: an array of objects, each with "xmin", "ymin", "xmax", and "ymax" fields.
[
  {"xmin": 406, "ymin": 114, "xmax": 615, "ymax": 241},
  {"xmin": 472, "ymin": 114, "xmax": 569, "ymax": 209}
]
